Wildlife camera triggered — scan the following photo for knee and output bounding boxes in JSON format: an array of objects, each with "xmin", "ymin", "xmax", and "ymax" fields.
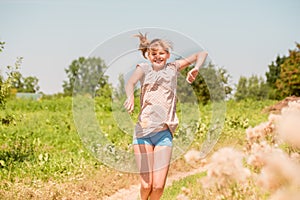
[
  {"xmin": 152, "ymin": 184, "xmax": 164, "ymax": 193},
  {"xmin": 141, "ymin": 183, "xmax": 152, "ymax": 191}
]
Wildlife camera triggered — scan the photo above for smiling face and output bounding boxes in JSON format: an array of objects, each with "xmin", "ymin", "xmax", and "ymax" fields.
[{"xmin": 147, "ymin": 46, "xmax": 170, "ymax": 69}]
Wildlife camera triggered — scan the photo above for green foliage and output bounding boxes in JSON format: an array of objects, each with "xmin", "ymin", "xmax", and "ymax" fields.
[
  {"xmin": 162, "ymin": 172, "xmax": 206, "ymax": 200},
  {"xmin": 234, "ymin": 75, "xmax": 269, "ymax": 101},
  {"xmin": 0, "ymin": 97, "xmax": 99, "ymax": 183},
  {"xmin": 0, "ymin": 129, "xmax": 36, "ymax": 173},
  {"xmin": 190, "ymin": 99, "xmax": 275, "ymax": 150},
  {"xmin": 275, "ymin": 43, "xmax": 300, "ymax": 98},
  {"xmin": 264, "ymin": 42, "xmax": 300, "ymax": 99},
  {"xmin": 0, "ymin": 94, "xmax": 278, "ymax": 198},
  {"xmin": 178, "ymin": 63, "xmax": 232, "ymax": 104},
  {"xmin": 0, "ymin": 57, "xmax": 23, "ymax": 109},
  {"xmin": 113, "ymin": 74, "xmax": 126, "ymax": 99},
  {"xmin": 219, "ymin": 99, "xmax": 275, "ymax": 146},
  {"xmin": 63, "ymin": 57, "xmax": 111, "ymax": 97},
  {"xmin": 21, "ymin": 76, "xmax": 40, "ymax": 93},
  {"xmin": 235, "ymin": 76, "xmax": 247, "ymax": 101},
  {"xmin": 163, "ymin": 99, "xmax": 277, "ymax": 200},
  {"xmin": 0, "ymin": 42, "xmax": 36, "ymax": 108},
  {"xmin": 265, "ymin": 55, "xmax": 286, "ymax": 87},
  {"xmin": 0, "ymin": 41, "xmax": 4, "ymax": 53},
  {"xmin": 11, "ymin": 71, "xmax": 40, "ymax": 93}
]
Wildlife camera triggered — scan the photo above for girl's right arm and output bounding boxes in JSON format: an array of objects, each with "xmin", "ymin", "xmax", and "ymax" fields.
[
  {"xmin": 124, "ymin": 66, "xmax": 144, "ymax": 113},
  {"xmin": 176, "ymin": 51, "xmax": 208, "ymax": 83}
]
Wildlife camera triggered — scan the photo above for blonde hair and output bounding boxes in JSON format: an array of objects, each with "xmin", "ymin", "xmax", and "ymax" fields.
[{"xmin": 134, "ymin": 32, "xmax": 173, "ymax": 59}]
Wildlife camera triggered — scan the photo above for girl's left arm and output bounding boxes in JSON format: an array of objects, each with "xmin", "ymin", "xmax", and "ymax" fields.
[
  {"xmin": 124, "ymin": 66, "xmax": 144, "ymax": 114},
  {"xmin": 176, "ymin": 51, "xmax": 208, "ymax": 84}
]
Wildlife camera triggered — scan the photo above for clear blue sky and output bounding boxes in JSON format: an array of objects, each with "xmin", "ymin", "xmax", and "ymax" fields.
[{"xmin": 0, "ymin": 0, "xmax": 299, "ymax": 94}]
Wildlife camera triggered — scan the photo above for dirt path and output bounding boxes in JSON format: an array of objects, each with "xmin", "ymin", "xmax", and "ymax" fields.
[{"xmin": 103, "ymin": 166, "xmax": 206, "ymax": 200}]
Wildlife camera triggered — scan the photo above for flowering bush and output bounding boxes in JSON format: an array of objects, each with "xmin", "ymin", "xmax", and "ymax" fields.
[{"xmin": 181, "ymin": 100, "xmax": 300, "ymax": 199}]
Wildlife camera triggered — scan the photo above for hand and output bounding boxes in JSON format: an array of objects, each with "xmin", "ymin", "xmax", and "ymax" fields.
[
  {"xmin": 123, "ymin": 97, "xmax": 134, "ymax": 114},
  {"xmin": 186, "ymin": 67, "xmax": 199, "ymax": 84}
]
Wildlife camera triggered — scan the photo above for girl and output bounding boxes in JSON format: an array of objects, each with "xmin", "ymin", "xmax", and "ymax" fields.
[{"xmin": 124, "ymin": 32, "xmax": 207, "ymax": 200}]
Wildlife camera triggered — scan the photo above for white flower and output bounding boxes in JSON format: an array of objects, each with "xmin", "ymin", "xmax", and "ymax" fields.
[{"xmin": 200, "ymin": 147, "xmax": 251, "ymax": 188}]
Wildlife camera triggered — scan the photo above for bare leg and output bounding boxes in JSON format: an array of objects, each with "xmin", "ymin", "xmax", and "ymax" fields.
[
  {"xmin": 150, "ymin": 146, "xmax": 172, "ymax": 200},
  {"xmin": 134, "ymin": 144, "xmax": 154, "ymax": 200}
]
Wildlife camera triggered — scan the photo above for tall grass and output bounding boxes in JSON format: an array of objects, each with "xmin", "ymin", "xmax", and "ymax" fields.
[
  {"xmin": 176, "ymin": 99, "xmax": 300, "ymax": 200},
  {"xmin": 1, "ymin": 97, "xmax": 287, "ymax": 199},
  {"xmin": 0, "ymin": 97, "xmax": 99, "ymax": 183}
]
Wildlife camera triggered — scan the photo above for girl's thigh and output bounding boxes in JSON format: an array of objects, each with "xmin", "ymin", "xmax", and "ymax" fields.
[
  {"xmin": 152, "ymin": 146, "xmax": 172, "ymax": 187},
  {"xmin": 134, "ymin": 144, "xmax": 154, "ymax": 173}
]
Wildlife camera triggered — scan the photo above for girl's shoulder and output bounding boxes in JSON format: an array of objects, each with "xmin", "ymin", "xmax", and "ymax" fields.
[
  {"xmin": 136, "ymin": 62, "xmax": 151, "ymax": 73},
  {"xmin": 166, "ymin": 61, "xmax": 180, "ymax": 71}
]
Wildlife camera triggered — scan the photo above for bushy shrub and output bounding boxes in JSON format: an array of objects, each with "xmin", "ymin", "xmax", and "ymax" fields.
[{"xmin": 182, "ymin": 100, "xmax": 300, "ymax": 199}]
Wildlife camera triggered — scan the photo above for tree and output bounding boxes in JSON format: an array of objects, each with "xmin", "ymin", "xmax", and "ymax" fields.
[
  {"xmin": 178, "ymin": 63, "xmax": 232, "ymax": 104},
  {"xmin": 234, "ymin": 75, "xmax": 268, "ymax": 101},
  {"xmin": 22, "ymin": 76, "xmax": 40, "ymax": 93},
  {"xmin": 63, "ymin": 57, "xmax": 111, "ymax": 97},
  {"xmin": 234, "ymin": 76, "xmax": 248, "ymax": 101},
  {"xmin": 11, "ymin": 72, "xmax": 40, "ymax": 93},
  {"xmin": 0, "ymin": 41, "xmax": 5, "ymax": 96},
  {"xmin": 247, "ymin": 75, "xmax": 268, "ymax": 100},
  {"xmin": 266, "ymin": 55, "xmax": 286, "ymax": 88},
  {"xmin": 113, "ymin": 74, "xmax": 126, "ymax": 99},
  {"xmin": 11, "ymin": 72, "xmax": 24, "ymax": 90},
  {"xmin": 275, "ymin": 43, "xmax": 300, "ymax": 98},
  {"xmin": 0, "ymin": 45, "xmax": 22, "ymax": 108},
  {"xmin": 0, "ymin": 41, "xmax": 4, "ymax": 53},
  {"xmin": 265, "ymin": 55, "xmax": 287, "ymax": 99}
]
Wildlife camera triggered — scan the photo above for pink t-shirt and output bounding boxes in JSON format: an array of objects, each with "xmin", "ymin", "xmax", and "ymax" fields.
[{"xmin": 134, "ymin": 62, "xmax": 180, "ymax": 138}]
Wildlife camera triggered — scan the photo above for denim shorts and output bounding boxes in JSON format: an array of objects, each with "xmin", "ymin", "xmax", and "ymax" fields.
[{"xmin": 133, "ymin": 129, "xmax": 173, "ymax": 147}]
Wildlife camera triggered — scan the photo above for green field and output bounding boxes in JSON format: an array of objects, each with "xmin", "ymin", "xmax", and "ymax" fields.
[{"xmin": 0, "ymin": 97, "xmax": 277, "ymax": 199}]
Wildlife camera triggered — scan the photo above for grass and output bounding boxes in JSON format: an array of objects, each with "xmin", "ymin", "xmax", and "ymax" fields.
[
  {"xmin": 162, "ymin": 172, "xmax": 206, "ymax": 200},
  {"xmin": 161, "ymin": 99, "xmax": 277, "ymax": 200},
  {"xmin": 0, "ymin": 97, "xmax": 278, "ymax": 199}
]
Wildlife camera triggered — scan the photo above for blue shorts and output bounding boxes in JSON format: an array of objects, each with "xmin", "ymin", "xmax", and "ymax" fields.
[{"xmin": 133, "ymin": 129, "xmax": 173, "ymax": 147}]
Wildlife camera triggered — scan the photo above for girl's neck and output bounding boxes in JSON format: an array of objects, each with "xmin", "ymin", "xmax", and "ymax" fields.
[{"xmin": 151, "ymin": 63, "xmax": 166, "ymax": 71}]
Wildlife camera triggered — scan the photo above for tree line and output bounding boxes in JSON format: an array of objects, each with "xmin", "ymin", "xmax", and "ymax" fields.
[
  {"xmin": 235, "ymin": 43, "xmax": 300, "ymax": 101},
  {"xmin": 63, "ymin": 42, "xmax": 299, "ymax": 103},
  {"xmin": 1, "ymin": 41, "xmax": 299, "ymax": 106},
  {"xmin": 0, "ymin": 42, "xmax": 40, "ymax": 98}
]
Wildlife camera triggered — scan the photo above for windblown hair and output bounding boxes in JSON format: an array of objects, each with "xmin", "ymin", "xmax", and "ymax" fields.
[{"xmin": 134, "ymin": 32, "xmax": 173, "ymax": 59}]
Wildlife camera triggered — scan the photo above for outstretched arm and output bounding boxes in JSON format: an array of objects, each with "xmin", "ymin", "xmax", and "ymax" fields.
[
  {"xmin": 124, "ymin": 66, "xmax": 144, "ymax": 113},
  {"xmin": 176, "ymin": 51, "xmax": 208, "ymax": 83}
]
